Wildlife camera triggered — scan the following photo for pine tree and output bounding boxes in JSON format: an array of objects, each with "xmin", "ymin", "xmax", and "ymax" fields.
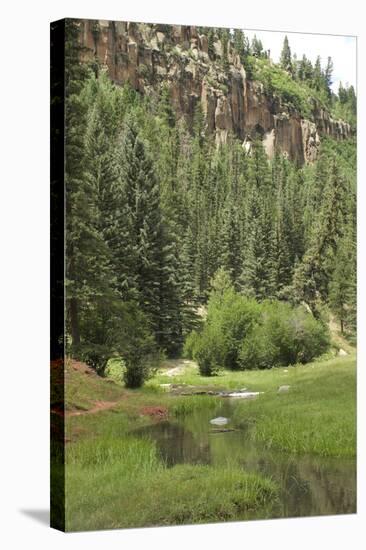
[
  {"xmin": 313, "ymin": 55, "xmax": 323, "ymax": 91},
  {"xmin": 158, "ymin": 84, "xmax": 176, "ymax": 128},
  {"xmin": 120, "ymin": 121, "xmax": 161, "ymax": 328},
  {"xmin": 120, "ymin": 120, "xmax": 182, "ymax": 354},
  {"xmin": 280, "ymin": 35, "xmax": 292, "ymax": 74},
  {"xmin": 251, "ymin": 35, "xmax": 264, "ymax": 57},
  {"xmin": 207, "ymin": 28, "xmax": 216, "ymax": 59},
  {"xmin": 64, "ymin": 20, "xmax": 114, "ymax": 352},
  {"xmin": 233, "ymin": 29, "xmax": 245, "ymax": 61},
  {"xmin": 179, "ymin": 227, "xmax": 201, "ymax": 336},
  {"xmin": 329, "ymin": 234, "xmax": 356, "ymax": 334},
  {"xmin": 324, "ymin": 56, "xmax": 334, "ymax": 97},
  {"xmin": 240, "ymin": 142, "xmax": 277, "ymax": 299},
  {"xmin": 221, "ymin": 29, "xmax": 230, "ymax": 72}
]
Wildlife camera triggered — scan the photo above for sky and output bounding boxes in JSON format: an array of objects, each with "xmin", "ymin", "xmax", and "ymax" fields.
[{"xmin": 243, "ymin": 29, "xmax": 356, "ymax": 93}]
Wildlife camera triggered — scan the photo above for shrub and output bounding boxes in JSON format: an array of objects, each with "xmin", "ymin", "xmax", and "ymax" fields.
[
  {"xmin": 189, "ymin": 273, "xmax": 330, "ymax": 372},
  {"xmin": 183, "ymin": 330, "xmax": 200, "ymax": 359},
  {"xmin": 105, "ymin": 357, "xmax": 125, "ymax": 382},
  {"xmin": 251, "ymin": 58, "xmax": 328, "ymax": 118},
  {"xmin": 76, "ymin": 343, "xmax": 110, "ymax": 376},
  {"xmin": 239, "ymin": 301, "xmax": 330, "ymax": 369},
  {"xmin": 193, "ymin": 322, "xmax": 225, "ymax": 376},
  {"xmin": 75, "ymin": 299, "xmax": 161, "ymax": 388},
  {"xmin": 189, "ymin": 273, "xmax": 261, "ymax": 374},
  {"xmin": 239, "ymin": 325, "xmax": 278, "ymax": 370}
]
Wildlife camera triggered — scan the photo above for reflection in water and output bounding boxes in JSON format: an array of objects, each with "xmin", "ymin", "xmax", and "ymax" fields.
[
  {"xmin": 133, "ymin": 399, "xmax": 356, "ymax": 519},
  {"xmin": 135, "ymin": 421, "xmax": 211, "ymax": 466}
]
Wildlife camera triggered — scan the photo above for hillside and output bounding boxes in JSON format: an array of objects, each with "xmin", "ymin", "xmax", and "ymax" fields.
[{"xmin": 77, "ymin": 20, "xmax": 353, "ymax": 164}]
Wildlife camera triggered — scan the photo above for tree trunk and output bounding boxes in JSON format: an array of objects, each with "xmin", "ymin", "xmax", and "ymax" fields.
[{"xmin": 340, "ymin": 318, "xmax": 344, "ymax": 334}]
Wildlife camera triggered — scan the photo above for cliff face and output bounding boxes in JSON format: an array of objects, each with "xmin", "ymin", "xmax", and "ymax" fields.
[{"xmin": 78, "ymin": 19, "xmax": 352, "ymax": 164}]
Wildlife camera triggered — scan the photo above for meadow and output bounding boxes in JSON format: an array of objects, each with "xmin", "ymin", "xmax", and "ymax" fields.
[{"xmin": 64, "ymin": 352, "xmax": 356, "ymax": 530}]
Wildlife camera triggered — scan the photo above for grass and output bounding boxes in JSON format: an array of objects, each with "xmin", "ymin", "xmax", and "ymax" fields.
[
  {"xmin": 66, "ymin": 439, "xmax": 277, "ymax": 531},
  {"xmin": 64, "ymin": 360, "xmax": 124, "ymax": 411},
  {"xmin": 231, "ymin": 356, "xmax": 356, "ymax": 457},
  {"xmin": 171, "ymin": 395, "xmax": 222, "ymax": 416},
  {"xmin": 64, "ymin": 350, "xmax": 356, "ymax": 530}
]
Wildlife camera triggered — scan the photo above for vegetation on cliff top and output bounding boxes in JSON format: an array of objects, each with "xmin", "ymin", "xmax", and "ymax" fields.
[{"xmin": 194, "ymin": 27, "xmax": 356, "ymax": 127}]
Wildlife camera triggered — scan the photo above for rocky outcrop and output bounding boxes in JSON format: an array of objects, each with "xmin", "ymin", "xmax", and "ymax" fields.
[{"xmin": 77, "ymin": 19, "xmax": 353, "ymax": 164}]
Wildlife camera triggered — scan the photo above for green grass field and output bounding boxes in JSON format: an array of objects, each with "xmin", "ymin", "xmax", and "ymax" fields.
[{"xmin": 64, "ymin": 352, "xmax": 356, "ymax": 530}]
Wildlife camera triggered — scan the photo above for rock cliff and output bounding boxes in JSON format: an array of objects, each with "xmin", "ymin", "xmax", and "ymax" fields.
[{"xmin": 78, "ymin": 19, "xmax": 352, "ymax": 164}]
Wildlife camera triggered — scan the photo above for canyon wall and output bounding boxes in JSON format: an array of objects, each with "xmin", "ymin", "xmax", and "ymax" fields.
[{"xmin": 77, "ymin": 19, "xmax": 352, "ymax": 164}]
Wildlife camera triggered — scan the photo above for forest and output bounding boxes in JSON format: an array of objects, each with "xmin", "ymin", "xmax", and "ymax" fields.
[{"xmin": 65, "ymin": 20, "xmax": 357, "ymax": 387}]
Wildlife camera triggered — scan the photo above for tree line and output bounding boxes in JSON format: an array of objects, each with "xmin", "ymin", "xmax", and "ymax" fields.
[{"xmin": 65, "ymin": 21, "xmax": 356, "ymax": 386}]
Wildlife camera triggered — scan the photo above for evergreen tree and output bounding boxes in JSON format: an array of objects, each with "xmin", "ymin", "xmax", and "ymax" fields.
[
  {"xmin": 120, "ymin": 120, "xmax": 182, "ymax": 354},
  {"xmin": 313, "ymin": 55, "xmax": 323, "ymax": 91},
  {"xmin": 207, "ymin": 28, "xmax": 216, "ymax": 59},
  {"xmin": 233, "ymin": 29, "xmax": 245, "ymax": 61},
  {"xmin": 324, "ymin": 56, "xmax": 334, "ymax": 97},
  {"xmin": 280, "ymin": 35, "xmax": 292, "ymax": 74},
  {"xmin": 158, "ymin": 84, "xmax": 176, "ymax": 128},
  {"xmin": 251, "ymin": 35, "xmax": 264, "ymax": 57},
  {"xmin": 221, "ymin": 28, "xmax": 230, "ymax": 72},
  {"xmin": 240, "ymin": 142, "xmax": 277, "ymax": 299},
  {"xmin": 329, "ymin": 234, "xmax": 356, "ymax": 334},
  {"xmin": 64, "ymin": 20, "xmax": 113, "ymax": 352}
]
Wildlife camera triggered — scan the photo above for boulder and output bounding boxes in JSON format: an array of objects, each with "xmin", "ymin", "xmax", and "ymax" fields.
[
  {"xmin": 210, "ymin": 416, "xmax": 229, "ymax": 426},
  {"xmin": 226, "ymin": 391, "xmax": 262, "ymax": 399},
  {"xmin": 278, "ymin": 385, "xmax": 290, "ymax": 393}
]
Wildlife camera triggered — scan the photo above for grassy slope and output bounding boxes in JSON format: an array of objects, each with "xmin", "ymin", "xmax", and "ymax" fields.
[{"xmin": 64, "ymin": 352, "xmax": 356, "ymax": 530}]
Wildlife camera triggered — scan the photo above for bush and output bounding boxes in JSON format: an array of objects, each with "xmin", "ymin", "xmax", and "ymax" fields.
[
  {"xmin": 183, "ymin": 330, "xmax": 200, "ymax": 359},
  {"xmin": 105, "ymin": 357, "xmax": 125, "ymax": 382},
  {"xmin": 188, "ymin": 275, "xmax": 330, "ymax": 372},
  {"xmin": 251, "ymin": 58, "xmax": 328, "ymax": 118},
  {"xmin": 75, "ymin": 299, "xmax": 161, "ymax": 388},
  {"xmin": 239, "ymin": 325, "xmax": 278, "ymax": 370},
  {"xmin": 76, "ymin": 343, "xmax": 110, "ymax": 376},
  {"xmin": 239, "ymin": 301, "xmax": 330, "ymax": 369},
  {"xmin": 193, "ymin": 322, "xmax": 225, "ymax": 376},
  {"xmin": 187, "ymin": 274, "xmax": 261, "ymax": 375}
]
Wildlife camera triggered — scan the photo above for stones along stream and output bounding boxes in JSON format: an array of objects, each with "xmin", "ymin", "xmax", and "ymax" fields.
[{"xmin": 133, "ymin": 397, "xmax": 356, "ymax": 520}]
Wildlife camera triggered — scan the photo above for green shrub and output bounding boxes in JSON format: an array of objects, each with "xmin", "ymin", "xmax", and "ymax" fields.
[
  {"xmin": 183, "ymin": 330, "xmax": 200, "ymax": 359},
  {"xmin": 190, "ymin": 274, "xmax": 330, "ymax": 372},
  {"xmin": 194, "ymin": 322, "xmax": 224, "ymax": 376},
  {"xmin": 252, "ymin": 58, "xmax": 328, "ymax": 118},
  {"xmin": 76, "ymin": 343, "xmax": 110, "ymax": 375},
  {"xmin": 239, "ymin": 301, "xmax": 330, "ymax": 369},
  {"xmin": 239, "ymin": 324, "xmax": 278, "ymax": 369},
  {"xmin": 105, "ymin": 357, "xmax": 125, "ymax": 382},
  {"xmin": 190, "ymin": 276, "xmax": 261, "ymax": 374}
]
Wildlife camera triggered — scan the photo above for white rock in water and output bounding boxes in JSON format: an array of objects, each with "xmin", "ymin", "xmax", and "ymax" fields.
[
  {"xmin": 278, "ymin": 385, "xmax": 290, "ymax": 393},
  {"xmin": 227, "ymin": 391, "xmax": 262, "ymax": 399},
  {"xmin": 338, "ymin": 348, "xmax": 348, "ymax": 356},
  {"xmin": 210, "ymin": 416, "xmax": 229, "ymax": 426}
]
